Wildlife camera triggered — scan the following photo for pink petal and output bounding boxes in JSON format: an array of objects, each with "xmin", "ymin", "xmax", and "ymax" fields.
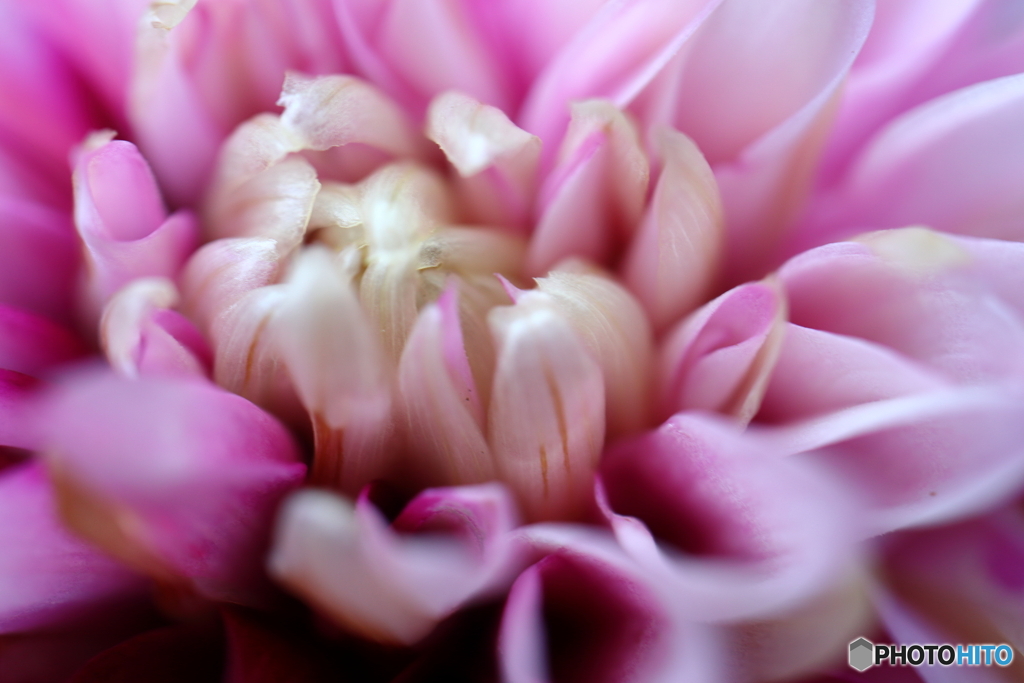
[
  {"xmin": 621, "ymin": 128, "xmax": 723, "ymax": 329},
  {"xmin": 376, "ymin": 0, "xmax": 513, "ymax": 113},
  {"xmin": 0, "ymin": 196, "xmax": 78, "ymax": 323},
  {"xmin": 73, "ymin": 136, "xmax": 198, "ymax": 310},
  {"xmin": 659, "ymin": 281, "xmax": 786, "ymax": 424},
  {"xmin": 0, "ymin": 462, "xmax": 149, "ymax": 634},
  {"xmin": 0, "ymin": 2, "xmax": 94, "ymax": 179},
  {"xmin": 528, "ymin": 101, "xmax": 649, "ymax": 275},
  {"xmin": 674, "ymin": 0, "xmax": 874, "ymax": 281},
  {"xmin": 821, "ymin": 0, "xmax": 1024, "ymax": 185},
  {"xmin": 519, "ymin": 0, "xmax": 724, "ymax": 154},
  {"xmin": 798, "ymin": 73, "xmax": 1024, "ymax": 248},
  {"xmin": 39, "ymin": 371, "xmax": 306, "ymax": 605},
  {"xmin": 499, "ymin": 532, "xmax": 721, "ymax": 683},
  {"xmin": 426, "ymin": 91, "xmax": 541, "ymax": 231},
  {"xmin": 0, "ymin": 304, "xmax": 86, "ymax": 377},
  {"xmin": 269, "ymin": 484, "xmax": 521, "ymax": 645},
  {"xmin": 100, "ymin": 278, "xmax": 212, "ymax": 380},
  {"xmin": 778, "ymin": 232, "xmax": 1024, "ymax": 384},
  {"xmin": 766, "ymin": 388, "xmax": 1024, "ymax": 533},
  {"xmin": 598, "ymin": 413, "xmax": 859, "ymax": 621},
  {"xmin": 488, "ymin": 294, "xmax": 605, "ymax": 521}
]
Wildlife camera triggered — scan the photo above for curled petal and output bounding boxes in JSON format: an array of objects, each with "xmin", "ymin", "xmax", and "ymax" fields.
[
  {"xmin": 0, "ymin": 462, "xmax": 148, "ymax": 634},
  {"xmin": 536, "ymin": 268, "xmax": 654, "ymax": 436},
  {"xmin": 622, "ymin": 128, "xmax": 723, "ymax": 330},
  {"xmin": 528, "ymin": 101, "xmax": 649, "ymax": 275},
  {"xmin": 0, "ymin": 304, "xmax": 85, "ymax": 377},
  {"xmin": 399, "ymin": 286, "xmax": 494, "ymax": 485},
  {"xmin": 274, "ymin": 248, "xmax": 392, "ymax": 491},
  {"xmin": 100, "ymin": 278, "xmax": 212, "ymax": 380},
  {"xmin": 0, "ymin": 197, "xmax": 78, "ymax": 323},
  {"xmin": 40, "ymin": 371, "xmax": 306, "ymax": 605},
  {"xmin": 72, "ymin": 136, "xmax": 198, "ymax": 309},
  {"xmin": 500, "ymin": 530, "xmax": 721, "ymax": 683},
  {"xmin": 488, "ymin": 295, "xmax": 605, "ymax": 521},
  {"xmin": 659, "ymin": 280, "xmax": 786, "ymax": 424},
  {"xmin": 269, "ymin": 484, "xmax": 521, "ymax": 645},
  {"xmin": 426, "ymin": 91, "xmax": 541, "ymax": 231},
  {"xmin": 598, "ymin": 413, "xmax": 859, "ymax": 621}
]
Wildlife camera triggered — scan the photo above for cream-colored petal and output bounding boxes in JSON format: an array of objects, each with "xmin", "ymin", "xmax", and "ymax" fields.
[{"xmin": 488, "ymin": 295, "xmax": 605, "ymax": 521}]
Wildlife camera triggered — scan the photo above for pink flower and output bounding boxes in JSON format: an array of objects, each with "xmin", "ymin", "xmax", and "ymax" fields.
[{"xmin": 3, "ymin": 0, "xmax": 1024, "ymax": 680}]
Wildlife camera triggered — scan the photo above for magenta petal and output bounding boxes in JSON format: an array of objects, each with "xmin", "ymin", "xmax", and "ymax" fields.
[
  {"xmin": 0, "ymin": 196, "xmax": 78, "ymax": 323},
  {"xmin": 0, "ymin": 462, "xmax": 149, "ymax": 634},
  {"xmin": 39, "ymin": 371, "xmax": 306, "ymax": 605},
  {"xmin": 0, "ymin": 369, "xmax": 38, "ymax": 451},
  {"xmin": 499, "ymin": 534, "xmax": 721, "ymax": 683},
  {"xmin": 0, "ymin": 303, "xmax": 86, "ymax": 377},
  {"xmin": 73, "ymin": 138, "xmax": 198, "ymax": 310},
  {"xmin": 599, "ymin": 413, "xmax": 858, "ymax": 621}
]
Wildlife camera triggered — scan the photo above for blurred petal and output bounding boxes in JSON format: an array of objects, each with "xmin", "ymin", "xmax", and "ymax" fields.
[
  {"xmin": 622, "ymin": 128, "xmax": 723, "ymax": 329},
  {"xmin": 779, "ymin": 231, "xmax": 1024, "ymax": 384},
  {"xmin": 798, "ymin": 73, "xmax": 1024, "ymax": 247},
  {"xmin": 0, "ymin": 370, "xmax": 38, "ymax": 450},
  {"xmin": 72, "ymin": 136, "xmax": 198, "ymax": 309},
  {"xmin": 0, "ymin": 462, "xmax": 148, "ymax": 634},
  {"xmin": 644, "ymin": 0, "xmax": 873, "ymax": 280},
  {"xmin": 41, "ymin": 371, "xmax": 305, "ymax": 605},
  {"xmin": 0, "ymin": 197, "xmax": 78, "ymax": 323},
  {"xmin": 269, "ymin": 484, "xmax": 521, "ymax": 645},
  {"xmin": 820, "ymin": 0, "xmax": 1024, "ymax": 185},
  {"xmin": 0, "ymin": 304, "xmax": 86, "ymax": 377},
  {"xmin": 599, "ymin": 413, "xmax": 859, "ymax": 621},
  {"xmin": 488, "ymin": 294, "xmax": 605, "ymax": 521},
  {"xmin": 100, "ymin": 278, "xmax": 212, "ymax": 380},
  {"xmin": 659, "ymin": 281, "xmax": 786, "ymax": 424},
  {"xmin": 520, "ymin": 0, "xmax": 723, "ymax": 153}
]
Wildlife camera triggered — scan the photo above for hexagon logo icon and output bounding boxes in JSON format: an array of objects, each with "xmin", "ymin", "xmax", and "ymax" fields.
[{"xmin": 849, "ymin": 637, "xmax": 874, "ymax": 672}]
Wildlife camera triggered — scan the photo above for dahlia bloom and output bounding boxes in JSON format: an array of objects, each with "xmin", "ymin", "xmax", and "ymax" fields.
[{"xmin": 2, "ymin": 0, "xmax": 1024, "ymax": 681}]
